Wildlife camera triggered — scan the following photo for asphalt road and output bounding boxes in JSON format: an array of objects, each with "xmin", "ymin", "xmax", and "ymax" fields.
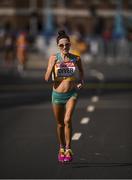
[
  {"xmin": 0, "ymin": 89, "xmax": 132, "ymax": 178},
  {"xmin": 0, "ymin": 63, "xmax": 132, "ymax": 178}
]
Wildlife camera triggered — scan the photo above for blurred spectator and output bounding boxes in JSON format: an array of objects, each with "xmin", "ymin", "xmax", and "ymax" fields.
[
  {"xmin": 90, "ymin": 38, "xmax": 99, "ymax": 58},
  {"xmin": 102, "ymin": 27, "xmax": 112, "ymax": 57},
  {"xmin": 35, "ymin": 33, "xmax": 47, "ymax": 55},
  {"xmin": 46, "ymin": 36, "xmax": 58, "ymax": 58},
  {"xmin": 70, "ymin": 35, "xmax": 88, "ymax": 56},
  {"xmin": 0, "ymin": 25, "xmax": 5, "ymax": 51},
  {"xmin": 75, "ymin": 24, "xmax": 87, "ymax": 40},
  {"xmin": 127, "ymin": 28, "xmax": 132, "ymax": 62},
  {"xmin": 93, "ymin": 16, "xmax": 105, "ymax": 37},
  {"xmin": 3, "ymin": 22, "xmax": 16, "ymax": 70},
  {"xmin": 127, "ymin": 28, "xmax": 132, "ymax": 41},
  {"xmin": 112, "ymin": 13, "xmax": 127, "ymax": 61},
  {"xmin": 102, "ymin": 27, "xmax": 112, "ymax": 42},
  {"xmin": 16, "ymin": 31, "xmax": 28, "ymax": 73},
  {"xmin": 4, "ymin": 32, "xmax": 15, "ymax": 68}
]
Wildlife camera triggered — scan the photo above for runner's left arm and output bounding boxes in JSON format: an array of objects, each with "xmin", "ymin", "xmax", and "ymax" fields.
[{"xmin": 76, "ymin": 56, "xmax": 84, "ymax": 89}]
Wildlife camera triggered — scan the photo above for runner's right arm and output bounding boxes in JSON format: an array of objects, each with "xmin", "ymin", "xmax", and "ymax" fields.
[{"xmin": 44, "ymin": 55, "xmax": 56, "ymax": 82}]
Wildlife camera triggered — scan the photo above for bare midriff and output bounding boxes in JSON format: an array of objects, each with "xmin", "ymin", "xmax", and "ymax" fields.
[{"xmin": 53, "ymin": 80, "xmax": 76, "ymax": 93}]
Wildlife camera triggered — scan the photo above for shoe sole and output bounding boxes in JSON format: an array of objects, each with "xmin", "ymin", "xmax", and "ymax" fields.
[{"xmin": 64, "ymin": 158, "xmax": 73, "ymax": 163}]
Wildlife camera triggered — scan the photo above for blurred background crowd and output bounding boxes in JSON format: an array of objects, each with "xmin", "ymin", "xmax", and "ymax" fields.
[{"xmin": 0, "ymin": 0, "xmax": 132, "ymax": 74}]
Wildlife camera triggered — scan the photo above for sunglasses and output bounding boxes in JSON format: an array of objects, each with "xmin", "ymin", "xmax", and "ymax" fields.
[{"xmin": 58, "ymin": 43, "xmax": 70, "ymax": 48}]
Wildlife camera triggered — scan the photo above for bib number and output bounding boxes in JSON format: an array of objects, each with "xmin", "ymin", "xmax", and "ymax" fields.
[{"xmin": 57, "ymin": 67, "xmax": 74, "ymax": 77}]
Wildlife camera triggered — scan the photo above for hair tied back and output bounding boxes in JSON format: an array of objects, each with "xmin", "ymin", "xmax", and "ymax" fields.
[
  {"xmin": 58, "ymin": 30, "xmax": 66, "ymax": 36},
  {"xmin": 56, "ymin": 30, "xmax": 70, "ymax": 44}
]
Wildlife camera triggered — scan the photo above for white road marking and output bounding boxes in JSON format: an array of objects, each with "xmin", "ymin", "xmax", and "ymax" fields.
[
  {"xmin": 72, "ymin": 133, "xmax": 82, "ymax": 140},
  {"xmin": 95, "ymin": 153, "xmax": 101, "ymax": 156},
  {"xmin": 90, "ymin": 69, "xmax": 104, "ymax": 81},
  {"xmin": 91, "ymin": 96, "xmax": 99, "ymax": 103},
  {"xmin": 80, "ymin": 117, "xmax": 90, "ymax": 124},
  {"xmin": 89, "ymin": 135, "xmax": 93, "ymax": 138},
  {"xmin": 87, "ymin": 105, "xmax": 95, "ymax": 112}
]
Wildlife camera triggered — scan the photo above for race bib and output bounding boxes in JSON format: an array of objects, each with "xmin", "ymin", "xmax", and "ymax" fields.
[{"xmin": 56, "ymin": 61, "xmax": 76, "ymax": 77}]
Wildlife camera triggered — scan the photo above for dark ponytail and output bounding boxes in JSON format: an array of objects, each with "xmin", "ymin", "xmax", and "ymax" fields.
[{"xmin": 56, "ymin": 30, "xmax": 70, "ymax": 44}]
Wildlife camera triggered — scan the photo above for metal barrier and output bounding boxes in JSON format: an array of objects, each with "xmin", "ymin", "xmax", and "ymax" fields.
[{"xmin": 88, "ymin": 38, "xmax": 132, "ymax": 64}]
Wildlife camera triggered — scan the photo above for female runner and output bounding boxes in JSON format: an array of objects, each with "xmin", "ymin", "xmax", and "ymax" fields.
[{"xmin": 45, "ymin": 30, "xmax": 84, "ymax": 163}]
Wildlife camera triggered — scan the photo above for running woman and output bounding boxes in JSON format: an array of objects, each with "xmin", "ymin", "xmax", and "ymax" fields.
[{"xmin": 44, "ymin": 30, "xmax": 84, "ymax": 163}]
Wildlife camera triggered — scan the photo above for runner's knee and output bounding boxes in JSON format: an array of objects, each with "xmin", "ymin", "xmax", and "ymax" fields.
[
  {"xmin": 57, "ymin": 122, "xmax": 64, "ymax": 128},
  {"xmin": 64, "ymin": 116, "xmax": 72, "ymax": 127}
]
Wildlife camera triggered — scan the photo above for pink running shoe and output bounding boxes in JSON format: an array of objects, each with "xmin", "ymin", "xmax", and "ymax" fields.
[
  {"xmin": 58, "ymin": 148, "xmax": 65, "ymax": 163},
  {"xmin": 64, "ymin": 149, "xmax": 73, "ymax": 162}
]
